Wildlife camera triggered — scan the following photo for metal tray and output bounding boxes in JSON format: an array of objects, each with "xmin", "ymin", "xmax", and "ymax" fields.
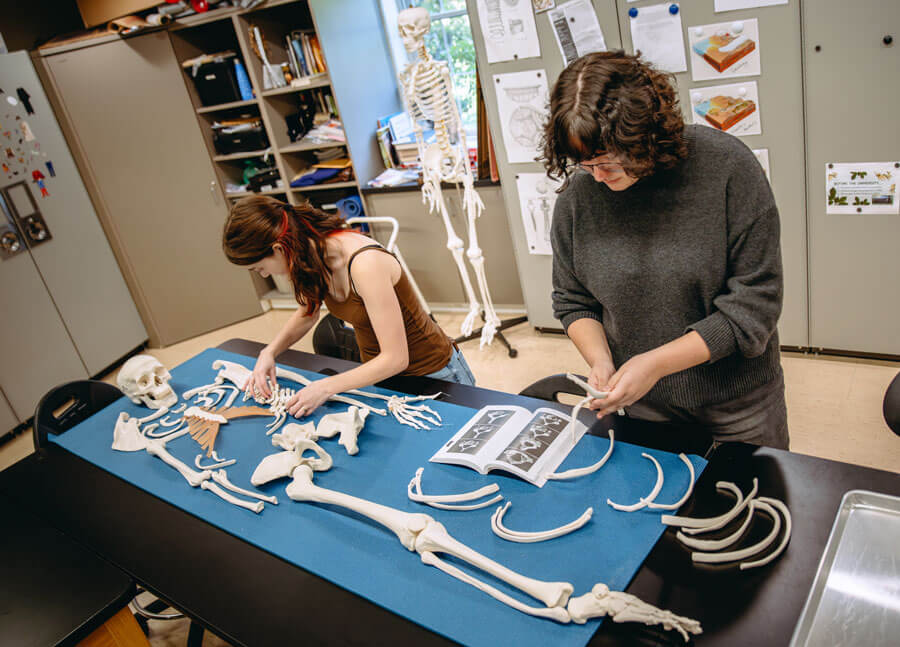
[{"xmin": 790, "ymin": 490, "xmax": 900, "ymax": 647}]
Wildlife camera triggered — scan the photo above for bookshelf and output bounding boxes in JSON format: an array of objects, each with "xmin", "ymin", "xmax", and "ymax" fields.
[{"xmin": 169, "ymin": 0, "xmax": 363, "ymax": 270}]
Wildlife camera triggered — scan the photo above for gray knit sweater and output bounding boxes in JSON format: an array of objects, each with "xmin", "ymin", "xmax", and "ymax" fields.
[{"xmin": 551, "ymin": 125, "xmax": 783, "ymax": 409}]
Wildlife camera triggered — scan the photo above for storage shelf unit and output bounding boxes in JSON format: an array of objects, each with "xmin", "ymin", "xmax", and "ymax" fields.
[{"xmin": 170, "ymin": 0, "xmax": 362, "ymax": 219}]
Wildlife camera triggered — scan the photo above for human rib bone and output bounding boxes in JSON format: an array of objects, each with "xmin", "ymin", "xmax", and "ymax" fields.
[
  {"xmin": 407, "ymin": 467, "xmax": 502, "ymax": 510},
  {"xmin": 663, "ymin": 478, "xmax": 758, "ymax": 533},
  {"xmin": 285, "ymin": 464, "xmax": 701, "ymax": 638},
  {"xmin": 647, "ymin": 453, "xmax": 696, "ymax": 510},
  {"xmin": 491, "ymin": 501, "xmax": 593, "ymax": 543},
  {"xmin": 607, "ymin": 453, "xmax": 664, "ymax": 512},
  {"xmin": 690, "ymin": 499, "xmax": 781, "ymax": 565},
  {"xmin": 547, "ymin": 430, "xmax": 615, "ymax": 480},
  {"xmin": 566, "ymin": 584, "xmax": 702, "ymax": 641},
  {"xmin": 194, "ymin": 453, "xmax": 236, "ymax": 470},
  {"xmin": 740, "ymin": 497, "xmax": 791, "ymax": 570},
  {"xmin": 398, "ymin": 7, "xmax": 501, "ymax": 345},
  {"xmin": 676, "ymin": 504, "xmax": 753, "ymax": 552}
]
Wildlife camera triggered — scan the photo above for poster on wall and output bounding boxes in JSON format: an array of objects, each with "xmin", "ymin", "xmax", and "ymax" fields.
[
  {"xmin": 752, "ymin": 148, "xmax": 770, "ymax": 181},
  {"xmin": 715, "ymin": 0, "xmax": 787, "ymax": 12},
  {"xmin": 475, "ymin": 0, "xmax": 541, "ymax": 63},
  {"xmin": 547, "ymin": 0, "xmax": 606, "ymax": 66},
  {"xmin": 688, "ymin": 18, "xmax": 761, "ymax": 81},
  {"xmin": 516, "ymin": 172, "xmax": 562, "ymax": 255},
  {"xmin": 493, "ymin": 69, "xmax": 550, "ymax": 164},
  {"xmin": 690, "ymin": 81, "xmax": 762, "ymax": 136},
  {"xmin": 825, "ymin": 162, "xmax": 899, "ymax": 215},
  {"xmin": 628, "ymin": 3, "xmax": 688, "ymax": 74}
]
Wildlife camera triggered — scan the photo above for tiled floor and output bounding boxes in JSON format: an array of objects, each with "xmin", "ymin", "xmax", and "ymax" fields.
[{"xmin": 1, "ymin": 309, "xmax": 897, "ymax": 645}]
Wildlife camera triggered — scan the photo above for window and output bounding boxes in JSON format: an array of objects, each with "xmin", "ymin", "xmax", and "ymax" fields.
[{"xmin": 382, "ymin": 1, "xmax": 479, "ymax": 143}]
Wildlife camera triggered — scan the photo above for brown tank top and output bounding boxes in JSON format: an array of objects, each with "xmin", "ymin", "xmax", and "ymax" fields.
[{"xmin": 322, "ymin": 245, "xmax": 454, "ymax": 376}]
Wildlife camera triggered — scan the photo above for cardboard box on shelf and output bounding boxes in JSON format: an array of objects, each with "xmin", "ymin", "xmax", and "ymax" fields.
[{"xmin": 76, "ymin": 0, "xmax": 158, "ymax": 28}]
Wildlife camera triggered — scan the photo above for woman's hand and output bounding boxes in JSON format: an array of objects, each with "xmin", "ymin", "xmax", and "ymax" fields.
[
  {"xmin": 286, "ymin": 379, "xmax": 335, "ymax": 418},
  {"xmin": 588, "ymin": 360, "xmax": 616, "ymax": 393},
  {"xmin": 246, "ymin": 348, "xmax": 277, "ymax": 399},
  {"xmin": 588, "ymin": 352, "xmax": 663, "ymax": 418}
]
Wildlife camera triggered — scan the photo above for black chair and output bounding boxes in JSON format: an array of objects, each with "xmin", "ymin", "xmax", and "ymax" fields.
[
  {"xmin": 33, "ymin": 379, "xmax": 122, "ymax": 455},
  {"xmin": 312, "ymin": 313, "xmax": 361, "ymax": 363},
  {"xmin": 884, "ymin": 371, "xmax": 900, "ymax": 435},
  {"xmin": 32, "ymin": 380, "xmax": 200, "ymax": 640},
  {"xmin": 518, "ymin": 373, "xmax": 589, "ymax": 403}
]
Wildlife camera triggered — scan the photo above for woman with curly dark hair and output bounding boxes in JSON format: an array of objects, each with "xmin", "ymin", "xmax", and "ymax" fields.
[
  {"xmin": 222, "ymin": 196, "xmax": 475, "ymax": 417},
  {"xmin": 543, "ymin": 51, "xmax": 787, "ymax": 448}
]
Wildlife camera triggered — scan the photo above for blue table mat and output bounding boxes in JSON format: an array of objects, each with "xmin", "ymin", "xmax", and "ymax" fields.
[{"xmin": 52, "ymin": 348, "xmax": 706, "ymax": 647}]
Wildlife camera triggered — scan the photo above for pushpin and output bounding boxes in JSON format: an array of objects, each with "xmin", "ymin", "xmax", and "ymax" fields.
[
  {"xmin": 669, "ymin": 3, "xmax": 679, "ymax": 14},
  {"xmin": 732, "ymin": 21, "xmax": 744, "ymax": 34},
  {"xmin": 691, "ymin": 92, "xmax": 702, "ymax": 104},
  {"xmin": 693, "ymin": 27, "xmax": 704, "ymax": 37},
  {"xmin": 629, "ymin": 7, "xmax": 638, "ymax": 18},
  {"xmin": 738, "ymin": 87, "xmax": 748, "ymax": 97}
]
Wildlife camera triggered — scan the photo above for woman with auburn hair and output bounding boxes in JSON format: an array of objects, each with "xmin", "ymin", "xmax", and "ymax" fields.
[
  {"xmin": 543, "ymin": 51, "xmax": 788, "ymax": 448},
  {"xmin": 223, "ymin": 195, "xmax": 475, "ymax": 417}
]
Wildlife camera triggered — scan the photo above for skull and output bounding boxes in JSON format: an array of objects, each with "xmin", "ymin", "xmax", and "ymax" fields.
[
  {"xmin": 117, "ymin": 354, "xmax": 177, "ymax": 409},
  {"xmin": 398, "ymin": 7, "xmax": 431, "ymax": 53}
]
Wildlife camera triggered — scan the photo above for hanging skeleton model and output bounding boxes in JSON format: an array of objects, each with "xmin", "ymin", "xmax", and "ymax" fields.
[{"xmin": 397, "ymin": 7, "xmax": 502, "ymax": 348}]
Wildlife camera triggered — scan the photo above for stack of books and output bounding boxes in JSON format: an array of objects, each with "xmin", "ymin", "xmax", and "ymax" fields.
[
  {"xmin": 285, "ymin": 30, "xmax": 327, "ymax": 80},
  {"xmin": 375, "ymin": 112, "xmax": 435, "ymax": 170}
]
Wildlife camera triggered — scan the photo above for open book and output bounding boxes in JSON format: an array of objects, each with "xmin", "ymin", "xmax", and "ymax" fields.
[{"xmin": 430, "ymin": 405, "xmax": 587, "ymax": 487}]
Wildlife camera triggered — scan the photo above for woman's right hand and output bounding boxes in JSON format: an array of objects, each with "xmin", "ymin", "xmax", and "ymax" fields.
[{"xmin": 246, "ymin": 348, "xmax": 277, "ymax": 400}]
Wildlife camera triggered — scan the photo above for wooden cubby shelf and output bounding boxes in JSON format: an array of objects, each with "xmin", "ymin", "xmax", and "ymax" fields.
[
  {"xmin": 279, "ymin": 141, "xmax": 345, "ymax": 154},
  {"xmin": 196, "ymin": 98, "xmax": 259, "ymax": 114},
  {"xmin": 291, "ymin": 181, "xmax": 357, "ymax": 193},
  {"xmin": 261, "ymin": 74, "xmax": 331, "ymax": 96},
  {"xmin": 213, "ymin": 149, "xmax": 274, "ymax": 162}
]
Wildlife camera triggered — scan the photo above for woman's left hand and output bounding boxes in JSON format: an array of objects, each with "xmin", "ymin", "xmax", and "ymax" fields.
[
  {"xmin": 286, "ymin": 380, "xmax": 334, "ymax": 418},
  {"xmin": 588, "ymin": 352, "xmax": 663, "ymax": 418}
]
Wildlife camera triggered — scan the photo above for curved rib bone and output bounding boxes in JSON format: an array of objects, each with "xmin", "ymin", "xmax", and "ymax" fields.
[
  {"xmin": 663, "ymin": 478, "xmax": 758, "ymax": 534},
  {"xmin": 607, "ymin": 453, "xmax": 664, "ymax": 512},
  {"xmin": 647, "ymin": 453, "xmax": 696, "ymax": 510},
  {"xmin": 566, "ymin": 584, "xmax": 702, "ymax": 641},
  {"xmin": 491, "ymin": 501, "xmax": 593, "ymax": 543},
  {"xmin": 691, "ymin": 499, "xmax": 781, "ymax": 565},
  {"xmin": 676, "ymin": 506, "xmax": 753, "ymax": 551},
  {"xmin": 407, "ymin": 467, "xmax": 501, "ymax": 510},
  {"xmin": 194, "ymin": 454, "xmax": 236, "ymax": 470},
  {"xmin": 740, "ymin": 497, "xmax": 791, "ymax": 570},
  {"xmin": 547, "ymin": 430, "xmax": 615, "ymax": 480}
]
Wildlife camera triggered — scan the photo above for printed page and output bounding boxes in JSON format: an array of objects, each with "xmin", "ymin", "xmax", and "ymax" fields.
[
  {"xmin": 487, "ymin": 407, "xmax": 587, "ymax": 486},
  {"xmin": 430, "ymin": 405, "xmax": 531, "ymax": 472}
]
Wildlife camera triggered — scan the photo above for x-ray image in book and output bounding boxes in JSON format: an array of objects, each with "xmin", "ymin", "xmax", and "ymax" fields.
[{"xmin": 430, "ymin": 405, "xmax": 588, "ymax": 487}]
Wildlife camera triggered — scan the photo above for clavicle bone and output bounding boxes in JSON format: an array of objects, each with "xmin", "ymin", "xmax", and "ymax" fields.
[{"xmin": 491, "ymin": 501, "xmax": 592, "ymax": 543}]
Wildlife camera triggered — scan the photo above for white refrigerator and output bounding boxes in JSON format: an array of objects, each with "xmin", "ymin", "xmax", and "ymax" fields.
[{"xmin": 0, "ymin": 50, "xmax": 146, "ymax": 436}]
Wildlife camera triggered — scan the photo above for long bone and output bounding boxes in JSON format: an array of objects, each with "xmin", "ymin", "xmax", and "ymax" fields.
[
  {"xmin": 211, "ymin": 470, "xmax": 278, "ymax": 505},
  {"xmin": 286, "ymin": 465, "xmax": 573, "ymax": 610},
  {"xmin": 286, "ymin": 463, "xmax": 701, "ymax": 637}
]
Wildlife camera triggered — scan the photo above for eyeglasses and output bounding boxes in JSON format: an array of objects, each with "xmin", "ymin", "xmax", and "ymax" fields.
[{"xmin": 567, "ymin": 158, "xmax": 624, "ymax": 173}]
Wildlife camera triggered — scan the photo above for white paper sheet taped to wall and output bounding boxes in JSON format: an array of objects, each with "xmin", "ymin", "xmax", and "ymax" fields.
[
  {"xmin": 628, "ymin": 3, "xmax": 688, "ymax": 74},
  {"xmin": 547, "ymin": 0, "xmax": 607, "ymax": 66},
  {"xmin": 516, "ymin": 172, "xmax": 562, "ymax": 255},
  {"xmin": 475, "ymin": 0, "xmax": 541, "ymax": 63},
  {"xmin": 493, "ymin": 69, "xmax": 550, "ymax": 164}
]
